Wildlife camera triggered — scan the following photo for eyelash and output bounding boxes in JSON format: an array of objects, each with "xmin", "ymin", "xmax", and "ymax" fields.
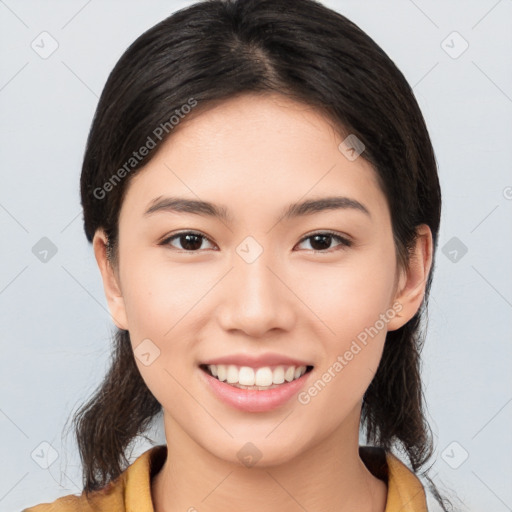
[{"xmin": 160, "ymin": 230, "xmax": 353, "ymax": 253}]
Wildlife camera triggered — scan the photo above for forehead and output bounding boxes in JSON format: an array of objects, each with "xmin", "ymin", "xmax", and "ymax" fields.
[
  {"xmin": 164, "ymin": 92, "xmax": 346, "ymax": 157},
  {"xmin": 120, "ymin": 93, "xmax": 388, "ymax": 225}
]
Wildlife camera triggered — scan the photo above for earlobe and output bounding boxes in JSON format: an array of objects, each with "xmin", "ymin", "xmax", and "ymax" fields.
[
  {"xmin": 387, "ymin": 224, "xmax": 433, "ymax": 331},
  {"xmin": 92, "ymin": 229, "xmax": 129, "ymax": 330}
]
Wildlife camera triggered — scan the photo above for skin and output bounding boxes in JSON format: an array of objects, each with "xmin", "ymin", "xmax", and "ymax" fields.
[{"xmin": 93, "ymin": 92, "xmax": 433, "ymax": 512}]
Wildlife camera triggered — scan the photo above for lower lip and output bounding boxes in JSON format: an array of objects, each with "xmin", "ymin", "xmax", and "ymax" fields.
[{"xmin": 199, "ymin": 367, "xmax": 312, "ymax": 413}]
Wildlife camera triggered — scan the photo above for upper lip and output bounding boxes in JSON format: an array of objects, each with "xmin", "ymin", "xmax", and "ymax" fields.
[{"xmin": 201, "ymin": 352, "xmax": 313, "ymax": 368}]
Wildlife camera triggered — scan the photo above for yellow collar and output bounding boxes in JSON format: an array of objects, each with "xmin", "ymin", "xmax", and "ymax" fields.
[
  {"xmin": 24, "ymin": 444, "xmax": 428, "ymax": 511},
  {"xmin": 127, "ymin": 444, "xmax": 427, "ymax": 512},
  {"xmin": 359, "ymin": 445, "xmax": 428, "ymax": 511}
]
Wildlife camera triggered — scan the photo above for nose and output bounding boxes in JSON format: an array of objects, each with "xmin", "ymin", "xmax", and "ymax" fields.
[{"xmin": 215, "ymin": 251, "xmax": 296, "ymax": 338}]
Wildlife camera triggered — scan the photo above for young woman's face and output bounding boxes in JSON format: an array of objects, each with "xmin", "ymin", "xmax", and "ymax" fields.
[{"xmin": 105, "ymin": 93, "xmax": 416, "ymax": 465}]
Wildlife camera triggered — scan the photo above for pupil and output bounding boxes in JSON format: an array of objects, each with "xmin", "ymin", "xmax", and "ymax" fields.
[
  {"xmin": 179, "ymin": 234, "xmax": 332, "ymax": 251},
  {"xmin": 181, "ymin": 234, "xmax": 202, "ymax": 251},
  {"xmin": 310, "ymin": 234, "xmax": 331, "ymax": 251}
]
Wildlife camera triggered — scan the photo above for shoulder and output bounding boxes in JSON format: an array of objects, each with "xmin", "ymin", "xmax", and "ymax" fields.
[
  {"xmin": 385, "ymin": 451, "xmax": 428, "ymax": 508},
  {"xmin": 22, "ymin": 494, "xmax": 87, "ymax": 512},
  {"xmin": 22, "ymin": 445, "xmax": 167, "ymax": 512},
  {"xmin": 21, "ymin": 481, "xmax": 124, "ymax": 512},
  {"xmin": 359, "ymin": 445, "xmax": 428, "ymax": 512}
]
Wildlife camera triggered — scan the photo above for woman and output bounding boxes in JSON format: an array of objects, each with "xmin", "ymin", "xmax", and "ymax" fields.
[{"xmin": 24, "ymin": 0, "xmax": 458, "ymax": 510}]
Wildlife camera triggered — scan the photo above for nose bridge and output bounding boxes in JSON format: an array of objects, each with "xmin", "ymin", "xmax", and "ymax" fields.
[
  {"xmin": 217, "ymin": 242, "xmax": 295, "ymax": 335},
  {"xmin": 236, "ymin": 250, "xmax": 276, "ymax": 303}
]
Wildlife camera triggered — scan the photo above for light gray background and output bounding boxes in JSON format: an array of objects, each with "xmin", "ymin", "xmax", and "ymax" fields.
[{"xmin": 1, "ymin": 1, "xmax": 511, "ymax": 511}]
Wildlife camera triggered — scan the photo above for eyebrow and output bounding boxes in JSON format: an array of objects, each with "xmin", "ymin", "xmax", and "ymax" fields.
[{"xmin": 144, "ymin": 195, "xmax": 371, "ymax": 223}]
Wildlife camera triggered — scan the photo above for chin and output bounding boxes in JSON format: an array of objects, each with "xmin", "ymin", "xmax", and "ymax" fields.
[{"xmin": 198, "ymin": 431, "xmax": 312, "ymax": 469}]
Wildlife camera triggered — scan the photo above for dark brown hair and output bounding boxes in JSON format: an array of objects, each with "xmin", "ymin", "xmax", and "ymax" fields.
[{"xmin": 71, "ymin": 0, "xmax": 458, "ymax": 509}]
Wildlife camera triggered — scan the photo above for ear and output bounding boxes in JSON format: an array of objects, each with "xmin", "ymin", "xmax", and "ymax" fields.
[
  {"xmin": 386, "ymin": 224, "xmax": 433, "ymax": 331},
  {"xmin": 92, "ymin": 229, "xmax": 129, "ymax": 330}
]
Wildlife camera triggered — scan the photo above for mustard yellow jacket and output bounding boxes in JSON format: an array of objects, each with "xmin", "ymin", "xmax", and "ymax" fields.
[{"xmin": 23, "ymin": 445, "xmax": 428, "ymax": 511}]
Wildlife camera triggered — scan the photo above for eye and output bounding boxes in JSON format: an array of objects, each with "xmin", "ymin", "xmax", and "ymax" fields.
[
  {"xmin": 160, "ymin": 231, "xmax": 216, "ymax": 251},
  {"xmin": 160, "ymin": 230, "xmax": 353, "ymax": 253},
  {"xmin": 296, "ymin": 231, "xmax": 353, "ymax": 252}
]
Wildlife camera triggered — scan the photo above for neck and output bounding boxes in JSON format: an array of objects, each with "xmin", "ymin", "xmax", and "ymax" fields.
[{"xmin": 151, "ymin": 406, "xmax": 387, "ymax": 512}]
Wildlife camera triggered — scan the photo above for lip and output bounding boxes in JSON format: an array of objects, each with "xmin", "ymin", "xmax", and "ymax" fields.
[
  {"xmin": 201, "ymin": 352, "xmax": 312, "ymax": 368},
  {"xmin": 199, "ymin": 365, "xmax": 314, "ymax": 413}
]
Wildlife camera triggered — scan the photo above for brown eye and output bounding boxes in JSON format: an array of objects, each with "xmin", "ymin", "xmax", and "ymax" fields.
[
  {"xmin": 296, "ymin": 232, "xmax": 352, "ymax": 252},
  {"xmin": 161, "ymin": 231, "xmax": 216, "ymax": 251},
  {"xmin": 160, "ymin": 230, "xmax": 352, "ymax": 253}
]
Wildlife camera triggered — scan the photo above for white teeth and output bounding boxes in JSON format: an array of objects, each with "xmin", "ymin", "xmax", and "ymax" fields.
[
  {"xmin": 238, "ymin": 366, "xmax": 255, "ymax": 386},
  {"xmin": 226, "ymin": 365, "xmax": 239, "ymax": 383},
  {"xmin": 284, "ymin": 366, "xmax": 295, "ymax": 382},
  {"xmin": 206, "ymin": 364, "xmax": 308, "ymax": 387},
  {"xmin": 216, "ymin": 364, "xmax": 227, "ymax": 382},
  {"xmin": 273, "ymin": 366, "xmax": 285, "ymax": 384},
  {"xmin": 255, "ymin": 367, "xmax": 273, "ymax": 386}
]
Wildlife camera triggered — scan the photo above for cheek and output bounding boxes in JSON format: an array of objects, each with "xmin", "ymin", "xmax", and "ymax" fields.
[
  {"xmin": 121, "ymin": 258, "xmax": 203, "ymax": 411},
  {"xmin": 298, "ymin": 263, "xmax": 393, "ymax": 416},
  {"xmin": 298, "ymin": 250, "xmax": 397, "ymax": 338},
  {"xmin": 294, "ymin": 247, "xmax": 396, "ymax": 405},
  {"xmin": 121, "ymin": 254, "xmax": 208, "ymax": 339}
]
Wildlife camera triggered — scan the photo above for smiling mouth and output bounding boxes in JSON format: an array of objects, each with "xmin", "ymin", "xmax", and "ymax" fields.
[{"xmin": 199, "ymin": 363, "xmax": 314, "ymax": 390}]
